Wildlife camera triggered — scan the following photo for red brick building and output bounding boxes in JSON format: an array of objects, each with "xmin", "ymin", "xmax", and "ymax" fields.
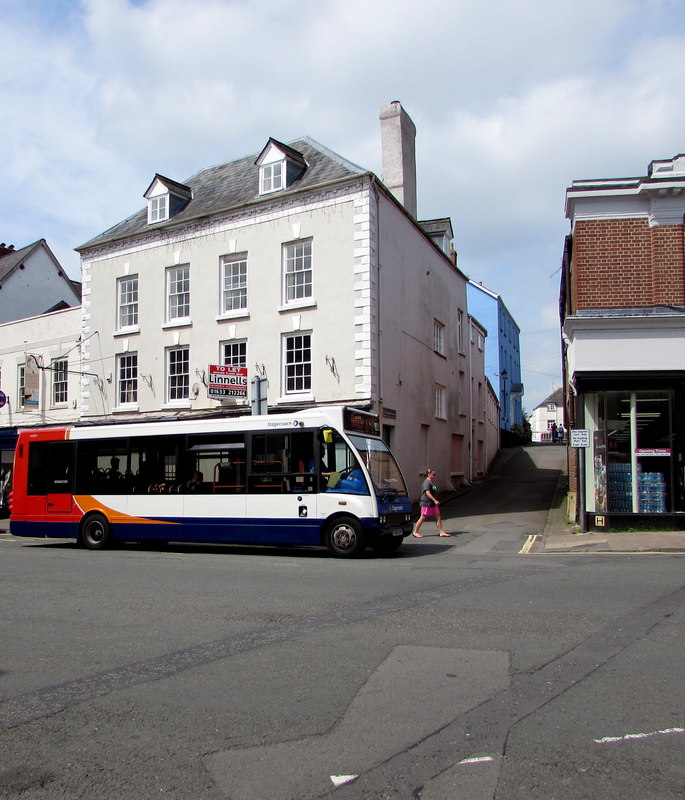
[{"xmin": 561, "ymin": 154, "xmax": 685, "ymax": 530}]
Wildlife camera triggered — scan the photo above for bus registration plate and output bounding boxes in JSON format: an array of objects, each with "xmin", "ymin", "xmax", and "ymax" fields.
[{"xmin": 392, "ymin": 528, "xmax": 404, "ymax": 537}]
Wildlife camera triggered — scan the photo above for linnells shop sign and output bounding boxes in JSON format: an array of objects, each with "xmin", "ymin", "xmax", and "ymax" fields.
[{"xmin": 208, "ymin": 364, "xmax": 248, "ymax": 399}]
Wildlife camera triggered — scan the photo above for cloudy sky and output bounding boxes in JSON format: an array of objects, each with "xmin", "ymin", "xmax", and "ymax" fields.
[{"xmin": 3, "ymin": 0, "xmax": 685, "ymax": 408}]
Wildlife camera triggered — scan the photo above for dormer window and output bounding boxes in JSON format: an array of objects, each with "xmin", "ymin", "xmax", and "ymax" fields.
[
  {"xmin": 149, "ymin": 195, "xmax": 168, "ymax": 223},
  {"xmin": 144, "ymin": 174, "xmax": 192, "ymax": 225},
  {"xmin": 255, "ymin": 139, "xmax": 306, "ymax": 196},
  {"xmin": 261, "ymin": 162, "xmax": 284, "ymax": 194}
]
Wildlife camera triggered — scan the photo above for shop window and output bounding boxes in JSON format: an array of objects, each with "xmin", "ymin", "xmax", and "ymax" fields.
[{"xmin": 589, "ymin": 390, "xmax": 673, "ymax": 514}]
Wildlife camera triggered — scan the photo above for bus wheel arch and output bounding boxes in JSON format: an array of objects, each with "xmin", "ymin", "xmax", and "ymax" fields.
[
  {"xmin": 324, "ymin": 514, "xmax": 366, "ymax": 558},
  {"xmin": 78, "ymin": 512, "xmax": 112, "ymax": 550}
]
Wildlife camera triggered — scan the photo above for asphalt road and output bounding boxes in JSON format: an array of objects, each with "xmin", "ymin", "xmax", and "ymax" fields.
[{"xmin": 1, "ymin": 445, "xmax": 683, "ymax": 799}]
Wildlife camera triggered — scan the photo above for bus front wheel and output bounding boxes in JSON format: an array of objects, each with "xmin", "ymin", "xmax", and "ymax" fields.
[
  {"xmin": 325, "ymin": 516, "xmax": 365, "ymax": 558},
  {"xmin": 79, "ymin": 513, "xmax": 112, "ymax": 550}
]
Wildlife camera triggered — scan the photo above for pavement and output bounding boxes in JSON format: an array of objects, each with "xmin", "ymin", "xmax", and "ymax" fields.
[{"xmin": 532, "ymin": 453, "xmax": 685, "ymax": 554}]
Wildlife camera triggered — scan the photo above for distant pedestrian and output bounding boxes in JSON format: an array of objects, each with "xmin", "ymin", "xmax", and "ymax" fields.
[
  {"xmin": 551, "ymin": 422, "xmax": 558, "ymax": 443},
  {"xmin": 412, "ymin": 469, "xmax": 451, "ymax": 538},
  {"xmin": 557, "ymin": 424, "xmax": 565, "ymax": 443}
]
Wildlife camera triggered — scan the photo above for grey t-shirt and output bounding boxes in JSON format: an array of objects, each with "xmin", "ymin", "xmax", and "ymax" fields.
[{"xmin": 420, "ymin": 478, "xmax": 436, "ymax": 507}]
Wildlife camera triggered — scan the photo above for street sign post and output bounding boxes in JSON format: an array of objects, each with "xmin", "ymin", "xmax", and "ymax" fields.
[
  {"xmin": 570, "ymin": 429, "xmax": 590, "ymax": 533},
  {"xmin": 251, "ymin": 375, "xmax": 267, "ymax": 415}
]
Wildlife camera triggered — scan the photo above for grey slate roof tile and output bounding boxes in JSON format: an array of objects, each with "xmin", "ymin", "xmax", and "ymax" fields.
[{"xmin": 78, "ymin": 138, "xmax": 368, "ymax": 252}]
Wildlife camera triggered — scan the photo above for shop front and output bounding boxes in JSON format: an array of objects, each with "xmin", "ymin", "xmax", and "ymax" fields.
[
  {"xmin": 0, "ymin": 428, "xmax": 17, "ymax": 516},
  {"xmin": 577, "ymin": 377, "xmax": 685, "ymax": 530}
]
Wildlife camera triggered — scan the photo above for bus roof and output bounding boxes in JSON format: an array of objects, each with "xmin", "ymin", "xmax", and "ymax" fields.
[{"xmin": 32, "ymin": 405, "xmax": 379, "ymax": 441}]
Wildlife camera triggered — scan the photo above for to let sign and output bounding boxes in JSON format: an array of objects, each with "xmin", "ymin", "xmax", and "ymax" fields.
[
  {"xmin": 570, "ymin": 429, "xmax": 590, "ymax": 448},
  {"xmin": 208, "ymin": 364, "xmax": 248, "ymax": 399}
]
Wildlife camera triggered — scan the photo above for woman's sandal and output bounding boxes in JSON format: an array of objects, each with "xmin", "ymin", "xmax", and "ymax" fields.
[{"xmin": 412, "ymin": 531, "xmax": 423, "ymax": 538}]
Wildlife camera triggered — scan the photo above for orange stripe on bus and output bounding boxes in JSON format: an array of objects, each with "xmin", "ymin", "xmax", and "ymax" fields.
[{"xmin": 74, "ymin": 496, "xmax": 179, "ymax": 525}]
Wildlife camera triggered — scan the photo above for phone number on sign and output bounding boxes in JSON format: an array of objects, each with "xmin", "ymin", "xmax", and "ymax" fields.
[{"xmin": 209, "ymin": 388, "xmax": 247, "ymax": 397}]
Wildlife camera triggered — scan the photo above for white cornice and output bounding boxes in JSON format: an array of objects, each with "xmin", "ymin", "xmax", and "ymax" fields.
[
  {"xmin": 564, "ymin": 312, "xmax": 685, "ymax": 337},
  {"xmin": 566, "ymin": 177, "xmax": 685, "ymax": 223}
]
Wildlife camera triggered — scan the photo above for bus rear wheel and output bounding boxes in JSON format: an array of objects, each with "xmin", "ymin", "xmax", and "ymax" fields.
[
  {"xmin": 325, "ymin": 516, "xmax": 365, "ymax": 558},
  {"xmin": 79, "ymin": 513, "xmax": 112, "ymax": 550}
]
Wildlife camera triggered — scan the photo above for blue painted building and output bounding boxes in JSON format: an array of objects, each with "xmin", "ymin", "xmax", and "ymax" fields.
[{"xmin": 467, "ymin": 281, "xmax": 524, "ymax": 430}]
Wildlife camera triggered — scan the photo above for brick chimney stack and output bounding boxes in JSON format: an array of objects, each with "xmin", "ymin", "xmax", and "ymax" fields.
[{"xmin": 0, "ymin": 243, "xmax": 15, "ymax": 257}]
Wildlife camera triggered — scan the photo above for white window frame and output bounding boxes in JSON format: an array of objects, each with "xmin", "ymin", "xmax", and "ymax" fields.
[
  {"xmin": 166, "ymin": 346, "xmax": 190, "ymax": 402},
  {"xmin": 222, "ymin": 340, "xmax": 247, "ymax": 368},
  {"xmin": 434, "ymin": 383, "xmax": 446, "ymax": 420},
  {"xmin": 166, "ymin": 265, "xmax": 190, "ymax": 323},
  {"xmin": 18, "ymin": 357, "xmax": 39, "ymax": 410},
  {"xmin": 283, "ymin": 333, "xmax": 312, "ymax": 395},
  {"xmin": 220, "ymin": 255, "xmax": 248, "ymax": 314},
  {"xmin": 457, "ymin": 310, "xmax": 465, "ymax": 354},
  {"xmin": 433, "ymin": 319, "xmax": 445, "ymax": 355},
  {"xmin": 283, "ymin": 240, "xmax": 313, "ymax": 305},
  {"xmin": 117, "ymin": 353, "xmax": 138, "ymax": 406},
  {"xmin": 51, "ymin": 358, "xmax": 68, "ymax": 406},
  {"xmin": 148, "ymin": 194, "xmax": 168, "ymax": 223},
  {"xmin": 260, "ymin": 162, "xmax": 284, "ymax": 194},
  {"xmin": 18, "ymin": 363, "xmax": 26, "ymax": 409},
  {"xmin": 117, "ymin": 275, "xmax": 139, "ymax": 330}
]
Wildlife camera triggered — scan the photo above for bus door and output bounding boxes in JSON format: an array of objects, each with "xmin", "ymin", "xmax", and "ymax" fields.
[
  {"xmin": 246, "ymin": 430, "xmax": 319, "ymax": 543},
  {"xmin": 46, "ymin": 441, "xmax": 75, "ymax": 515}
]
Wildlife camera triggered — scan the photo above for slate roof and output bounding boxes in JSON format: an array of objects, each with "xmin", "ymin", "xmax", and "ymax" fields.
[
  {"xmin": 78, "ymin": 137, "xmax": 368, "ymax": 252},
  {"xmin": 534, "ymin": 387, "xmax": 564, "ymax": 410},
  {"xmin": 0, "ymin": 240, "xmax": 43, "ymax": 282},
  {"xmin": 418, "ymin": 218, "xmax": 454, "ymax": 238},
  {"xmin": 0, "ymin": 239, "xmax": 81, "ymax": 313}
]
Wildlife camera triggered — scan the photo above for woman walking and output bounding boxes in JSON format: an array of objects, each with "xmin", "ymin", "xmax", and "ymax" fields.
[{"xmin": 412, "ymin": 469, "xmax": 451, "ymax": 537}]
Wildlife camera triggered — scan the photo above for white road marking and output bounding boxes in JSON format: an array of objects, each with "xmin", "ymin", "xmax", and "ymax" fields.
[
  {"xmin": 330, "ymin": 775, "xmax": 358, "ymax": 787},
  {"xmin": 594, "ymin": 726, "xmax": 684, "ymax": 743},
  {"xmin": 458, "ymin": 756, "xmax": 495, "ymax": 765}
]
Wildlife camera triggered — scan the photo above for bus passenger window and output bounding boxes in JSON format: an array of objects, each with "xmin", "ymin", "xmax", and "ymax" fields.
[{"xmin": 27, "ymin": 443, "xmax": 49, "ymax": 495}]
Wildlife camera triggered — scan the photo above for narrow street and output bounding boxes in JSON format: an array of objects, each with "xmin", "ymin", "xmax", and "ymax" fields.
[{"xmin": 437, "ymin": 443, "xmax": 566, "ymax": 553}]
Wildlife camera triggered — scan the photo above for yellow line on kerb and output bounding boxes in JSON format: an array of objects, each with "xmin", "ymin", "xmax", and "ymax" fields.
[{"xmin": 519, "ymin": 535, "xmax": 539, "ymax": 554}]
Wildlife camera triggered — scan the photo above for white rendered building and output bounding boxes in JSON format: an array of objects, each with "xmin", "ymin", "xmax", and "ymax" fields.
[{"xmin": 75, "ymin": 104, "xmax": 476, "ymax": 494}]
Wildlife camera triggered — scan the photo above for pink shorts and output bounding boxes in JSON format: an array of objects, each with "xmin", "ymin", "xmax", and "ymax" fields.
[{"xmin": 420, "ymin": 506, "xmax": 438, "ymax": 517}]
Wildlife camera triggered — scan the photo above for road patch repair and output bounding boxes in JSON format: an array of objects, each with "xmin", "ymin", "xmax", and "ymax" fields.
[{"xmin": 204, "ymin": 646, "xmax": 510, "ymax": 800}]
